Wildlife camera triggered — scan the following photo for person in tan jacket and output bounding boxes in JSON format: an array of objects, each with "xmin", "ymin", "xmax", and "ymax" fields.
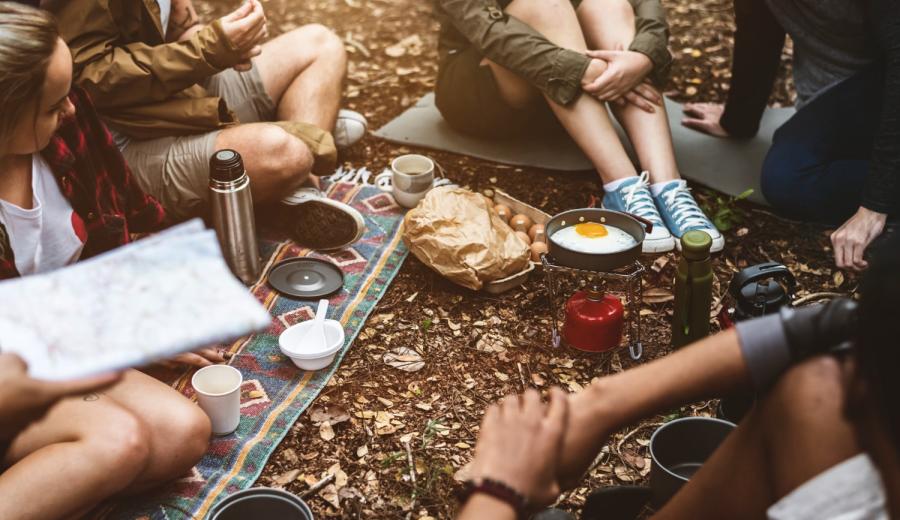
[{"xmin": 50, "ymin": 0, "xmax": 368, "ymax": 249}]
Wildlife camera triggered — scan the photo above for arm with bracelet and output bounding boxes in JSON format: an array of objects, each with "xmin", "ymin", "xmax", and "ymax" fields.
[
  {"xmin": 455, "ymin": 300, "xmax": 857, "ymax": 514},
  {"xmin": 556, "ymin": 298, "xmax": 857, "ymax": 489}
]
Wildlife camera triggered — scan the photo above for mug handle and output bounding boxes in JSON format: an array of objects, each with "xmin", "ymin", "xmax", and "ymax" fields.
[{"xmin": 374, "ymin": 171, "xmax": 393, "ymax": 193}]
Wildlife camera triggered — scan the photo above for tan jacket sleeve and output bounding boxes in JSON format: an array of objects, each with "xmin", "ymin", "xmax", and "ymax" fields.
[
  {"xmin": 628, "ymin": 0, "xmax": 672, "ymax": 83},
  {"xmin": 438, "ymin": 0, "xmax": 592, "ymax": 106},
  {"xmin": 56, "ymin": 1, "xmax": 244, "ymax": 110}
]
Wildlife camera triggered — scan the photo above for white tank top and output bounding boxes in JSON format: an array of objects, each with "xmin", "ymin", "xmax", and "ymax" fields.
[{"xmin": 0, "ymin": 154, "xmax": 86, "ymax": 275}]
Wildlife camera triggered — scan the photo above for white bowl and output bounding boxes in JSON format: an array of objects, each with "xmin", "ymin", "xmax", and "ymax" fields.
[{"xmin": 278, "ymin": 319, "xmax": 345, "ymax": 371}]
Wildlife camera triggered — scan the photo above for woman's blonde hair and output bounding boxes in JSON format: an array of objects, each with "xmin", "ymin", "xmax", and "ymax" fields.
[{"xmin": 0, "ymin": 2, "xmax": 59, "ymax": 151}]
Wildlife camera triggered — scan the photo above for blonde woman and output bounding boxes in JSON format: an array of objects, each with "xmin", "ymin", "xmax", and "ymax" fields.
[{"xmin": 0, "ymin": 4, "xmax": 211, "ymax": 518}]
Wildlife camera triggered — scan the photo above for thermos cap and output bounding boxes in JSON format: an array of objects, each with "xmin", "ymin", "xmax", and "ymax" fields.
[
  {"xmin": 681, "ymin": 230, "xmax": 712, "ymax": 260},
  {"xmin": 209, "ymin": 149, "xmax": 245, "ymax": 182}
]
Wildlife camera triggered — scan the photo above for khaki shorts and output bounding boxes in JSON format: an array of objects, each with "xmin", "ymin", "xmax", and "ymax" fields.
[{"xmin": 120, "ymin": 65, "xmax": 276, "ymax": 220}]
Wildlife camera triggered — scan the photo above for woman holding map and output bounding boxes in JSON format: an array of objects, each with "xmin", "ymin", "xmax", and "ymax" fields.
[{"xmin": 0, "ymin": 4, "xmax": 215, "ymax": 518}]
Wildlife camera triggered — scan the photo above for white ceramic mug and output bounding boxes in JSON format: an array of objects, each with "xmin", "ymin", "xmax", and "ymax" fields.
[
  {"xmin": 377, "ymin": 154, "xmax": 435, "ymax": 208},
  {"xmin": 192, "ymin": 365, "xmax": 243, "ymax": 436}
]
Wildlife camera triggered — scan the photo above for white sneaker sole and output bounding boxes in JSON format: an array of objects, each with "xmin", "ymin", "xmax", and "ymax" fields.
[{"xmin": 642, "ymin": 235, "xmax": 676, "ymax": 253}]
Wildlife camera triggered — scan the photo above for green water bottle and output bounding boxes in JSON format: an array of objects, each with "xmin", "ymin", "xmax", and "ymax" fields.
[{"xmin": 671, "ymin": 231, "xmax": 713, "ymax": 348}]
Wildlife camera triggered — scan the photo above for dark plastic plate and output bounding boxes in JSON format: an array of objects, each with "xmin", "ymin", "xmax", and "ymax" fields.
[{"xmin": 268, "ymin": 258, "xmax": 344, "ymax": 298}]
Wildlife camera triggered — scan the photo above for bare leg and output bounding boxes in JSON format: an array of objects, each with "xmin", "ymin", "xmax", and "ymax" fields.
[
  {"xmin": 214, "ymin": 123, "xmax": 314, "ymax": 202},
  {"xmin": 486, "ymin": 0, "xmax": 638, "ymax": 183},
  {"xmin": 0, "ymin": 370, "xmax": 209, "ymax": 519},
  {"xmin": 103, "ymin": 370, "xmax": 210, "ymax": 488},
  {"xmin": 577, "ymin": 0, "xmax": 680, "ymax": 183},
  {"xmin": 655, "ymin": 357, "xmax": 860, "ymax": 519},
  {"xmin": 254, "ymin": 24, "xmax": 347, "ymax": 131}
]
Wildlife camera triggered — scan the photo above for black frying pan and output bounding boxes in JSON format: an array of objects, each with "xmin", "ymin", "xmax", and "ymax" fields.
[{"xmin": 545, "ymin": 209, "xmax": 651, "ymax": 271}]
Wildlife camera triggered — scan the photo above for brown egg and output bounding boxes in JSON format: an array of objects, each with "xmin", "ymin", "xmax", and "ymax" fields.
[
  {"xmin": 515, "ymin": 231, "xmax": 531, "ymax": 246},
  {"xmin": 493, "ymin": 204, "xmax": 512, "ymax": 222},
  {"xmin": 509, "ymin": 213, "xmax": 533, "ymax": 232},
  {"xmin": 528, "ymin": 223, "xmax": 546, "ymax": 243},
  {"xmin": 530, "ymin": 241, "xmax": 549, "ymax": 262}
]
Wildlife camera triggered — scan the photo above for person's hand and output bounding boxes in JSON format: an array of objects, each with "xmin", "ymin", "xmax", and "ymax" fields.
[
  {"xmin": 165, "ymin": 347, "xmax": 227, "ymax": 368},
  {"xmin": 612, "ymin": 81, "xmax": 663, "ymax": 113},
  {"xmin": 0, "ymin": 353, "xmax": 121, "ymax": 440},
  {"xmin": 581, "ymin": 58, "xmax": 609, "ymax": 88},
  {"xmin": 469, "ymin": 388, "xmax": 568, "ymax": 509},
  {"xmin": 831, "ymin": 206, "xmax": 888, "ymax": 271},
  {"xmin": 582, "ymin": 50, "xmax": 654, "ymax": 102},
  {"xmin": 682, "ymin": 102, "xmax": 731, "ymax": 138},
  {"xmin": 219, "ymin": 0, "xmax": 268, "ymax": 71}
]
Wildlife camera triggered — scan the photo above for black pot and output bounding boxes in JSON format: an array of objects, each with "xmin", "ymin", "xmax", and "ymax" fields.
[
  {"xmin": 545, "ymin": 209, "xmax": 649, "ymax": 271},
  {"xmin": 208, "ymin": 487, "xmax": 314, "ymax": 520},
  {"xmin": 649, "ymin": 417, "xmax": 735, "ymax": 508}
]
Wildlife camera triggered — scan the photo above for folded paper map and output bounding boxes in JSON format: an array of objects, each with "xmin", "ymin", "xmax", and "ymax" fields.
[{"xmin": 0, "ymin": 220, "xmax": 271, "ymax": 380}]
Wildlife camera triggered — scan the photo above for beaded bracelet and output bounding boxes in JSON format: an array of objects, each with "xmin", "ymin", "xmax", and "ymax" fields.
[{"xmin": 456, "ymin": 477, "xmax": 528, "ymax": 519}]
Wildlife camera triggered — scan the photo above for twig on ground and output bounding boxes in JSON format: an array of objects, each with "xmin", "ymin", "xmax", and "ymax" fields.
[
  {"xmin": 516, "ymin": 362, "xmax": 527, "ymax": 391},
  {"xmin": 404, "ymin": 440, "xmax": 417, "ymax": 520},
  {"xmin": 299, "ymin": 473, "xmax": 336, "ymax": 499},
  {"xmin": 793, "ymin": 292, "xmax": 846, "ymax": 306}
]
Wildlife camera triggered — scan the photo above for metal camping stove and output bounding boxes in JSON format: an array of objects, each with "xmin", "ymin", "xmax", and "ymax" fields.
[{"xmin": 541, "ymin": 256, "xmax": 645, "ymax": 360}]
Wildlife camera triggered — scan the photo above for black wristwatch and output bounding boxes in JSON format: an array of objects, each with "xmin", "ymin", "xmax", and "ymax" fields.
[{"xmin": 457, "ymin": 478, "xmax": 529, "ymax": 519}]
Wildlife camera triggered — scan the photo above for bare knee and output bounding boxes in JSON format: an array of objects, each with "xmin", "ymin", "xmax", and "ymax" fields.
[
  {"xmin": 160, "ymin": 403, "xmax": 210, "ymax": 475},
  {"xmin": 507, "ymin": 0, "xmax": 576, "ymax": 26},
  {"xmin": 87, "ymin": 408, "xmax": 151, "ymax": 482},
  {"xmin": 254, "ymin": 126, "xmax": 314, "ymax": 189},
  {"xmin": 577, "ymin": 0, "xmax": 635, "ymax": 50},
  {"xmin": 762, "ymin": 356, "xmax": 845, "ymax": 422},
  {"xmin": 295, "ymin": 23, "xmax": 346, "ymax": 69}
]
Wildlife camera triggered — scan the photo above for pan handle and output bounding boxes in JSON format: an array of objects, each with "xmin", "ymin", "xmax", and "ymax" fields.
[{"xmin": 625, "ymin": 212, "xmax": 654, "ymax": 234}]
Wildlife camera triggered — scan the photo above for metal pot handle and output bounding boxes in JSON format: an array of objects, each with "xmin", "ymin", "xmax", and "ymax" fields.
[{"xmin": 626, "ymin": 213, "xmax": 654, "ymax": 234}]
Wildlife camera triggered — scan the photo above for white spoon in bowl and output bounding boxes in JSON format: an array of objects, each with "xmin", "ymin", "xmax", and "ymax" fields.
[{"xmin": 302, "ymin": 299, "xmax": 329, "ymax": 355}]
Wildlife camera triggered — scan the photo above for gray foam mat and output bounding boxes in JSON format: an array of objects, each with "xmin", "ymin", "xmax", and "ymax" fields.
[{"xmin": 373, "ymin": 93, "xmax": 796, "ymax": 205}]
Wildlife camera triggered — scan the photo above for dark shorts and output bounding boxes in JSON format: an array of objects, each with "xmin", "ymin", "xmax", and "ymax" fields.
[
  {"xmin": 434, "ymin": 0, "xmax": 585, "ymax": 140},
  {"xmin": 435, "ymin": 46, "xmax": 561, "ymax": 140}
]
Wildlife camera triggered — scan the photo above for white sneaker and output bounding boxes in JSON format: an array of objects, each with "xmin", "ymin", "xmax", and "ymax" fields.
[
  {"xmin": 281, "ymin": 188, "xmax": 365, "ymax": 250},
  {"xmin": 333, "ymin": 109, "xmax": 367, "ymax": 149}
]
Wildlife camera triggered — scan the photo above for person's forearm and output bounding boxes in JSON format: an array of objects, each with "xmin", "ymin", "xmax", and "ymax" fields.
[
  {"xmin": 559, "ymin": 329, "xmax": 749, "ymax": 488},
  {"xmin": 720, "ymin": 0, "xmax": 785, "ymax": 138},
  {"xmin": 456, "ymin": 494, "xmax": 518, "ymax": 520}
]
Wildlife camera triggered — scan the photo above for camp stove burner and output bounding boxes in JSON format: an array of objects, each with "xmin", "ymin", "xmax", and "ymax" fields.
[{"xmin": 540, "ymin": 256, "xmax": 645, "ymax": 360}]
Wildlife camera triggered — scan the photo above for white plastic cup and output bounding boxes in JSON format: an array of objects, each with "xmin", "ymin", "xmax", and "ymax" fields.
[{"xmin": 192, "ymin": 365, "xmax": 243, "ymax": 436}]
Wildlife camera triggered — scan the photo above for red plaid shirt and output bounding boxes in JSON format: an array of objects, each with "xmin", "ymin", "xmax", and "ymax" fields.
[{"xmin": 0, "ymin": 87, "xmax": 165, "ymax": 280}]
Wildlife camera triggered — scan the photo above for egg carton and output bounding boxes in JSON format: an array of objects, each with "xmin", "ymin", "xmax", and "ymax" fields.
[{"xmin": 479, "ymin": 189, "xmax": 550, "ymax": 295}]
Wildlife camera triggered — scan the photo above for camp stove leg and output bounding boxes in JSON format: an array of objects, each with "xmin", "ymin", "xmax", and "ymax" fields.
[
  {"xmin": 542, "ymin": 256, "xmax": 562, "ymax": 348},
  {"xmin": 628, "ymin": 268, "xmax": 643, "ymax": 360}
]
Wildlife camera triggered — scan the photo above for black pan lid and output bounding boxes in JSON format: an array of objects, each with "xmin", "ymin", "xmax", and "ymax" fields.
[{"xmin": 268, "ymin": 258, "xmax": 344, "ymax": 298}]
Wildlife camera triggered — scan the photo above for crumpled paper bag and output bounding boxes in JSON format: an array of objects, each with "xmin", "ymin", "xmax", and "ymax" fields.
[{"xmin": 402, "ymin": 187, "xmax": 530, "ymax": 290}]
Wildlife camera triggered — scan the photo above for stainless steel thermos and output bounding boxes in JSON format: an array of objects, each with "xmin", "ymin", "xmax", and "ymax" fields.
[{"xmin": 209, "ymin": 149, "xmax": 261, "ymax": 285}]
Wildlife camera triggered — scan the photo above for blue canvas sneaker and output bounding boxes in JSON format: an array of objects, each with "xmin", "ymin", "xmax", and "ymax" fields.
[
  {"xmin": 653, "ymin": 180, "xmax": 724, "ymax": 253},
  {"xmin": 602, "ymin": 172, "xmax": 676, "ymax": 253}
]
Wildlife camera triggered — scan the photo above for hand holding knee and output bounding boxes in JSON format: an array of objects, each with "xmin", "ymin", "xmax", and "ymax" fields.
[{"xmin": 583, "ymin": 49, "xmax": 653, "ymax": 100}]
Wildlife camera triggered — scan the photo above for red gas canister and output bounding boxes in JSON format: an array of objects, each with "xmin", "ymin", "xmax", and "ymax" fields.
[{"xmin": 563, "ymin": 288, "xmax": 624, "ymax": 352}]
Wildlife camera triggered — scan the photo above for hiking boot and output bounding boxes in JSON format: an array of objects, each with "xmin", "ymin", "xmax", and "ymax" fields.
[
  {"xmin": 333, "ymin": 109, "xmax": 367, "ymax": 149},
  {"xmin": 602, "ymin": 172, "xmax": 676, "ymax": 253},
  {"xmin": 652, "ymin": 180, "xmax": 724, "ymax": 253},
  {"xmin": 281, "ymin": 188, "xmax": 365, "ymax": 250}
]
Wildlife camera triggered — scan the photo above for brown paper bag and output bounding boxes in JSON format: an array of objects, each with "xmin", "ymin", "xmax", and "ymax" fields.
[{"xmin": 402, "ymin": 187, "xmax": 530, "ymax": 290}]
